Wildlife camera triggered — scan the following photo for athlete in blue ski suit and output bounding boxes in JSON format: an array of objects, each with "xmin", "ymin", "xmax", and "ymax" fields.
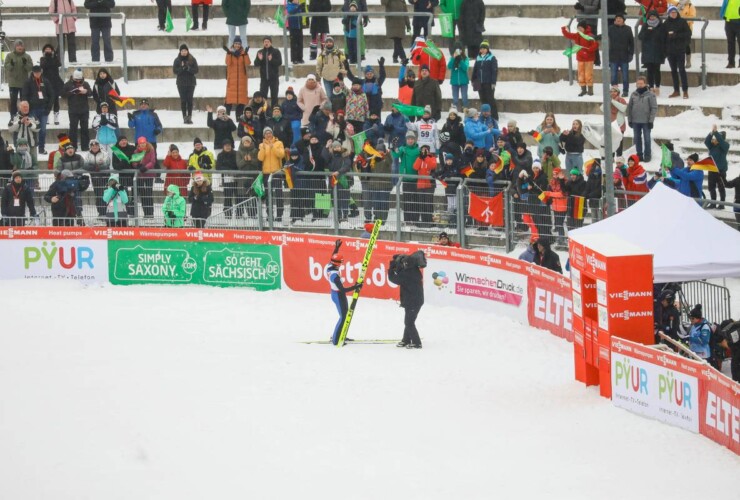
[{"xmin": 325, "ymin": 251, "xmax": 362, "ymax": 345}]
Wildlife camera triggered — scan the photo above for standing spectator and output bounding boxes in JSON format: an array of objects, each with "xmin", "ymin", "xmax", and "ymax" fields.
[
  {"xmin": 190, "ymin": 0, "xmax": 211, "ymax": 31},
  {"xmin": 189, "ymin": 171, "xmax": 213, "ymax": 228},
  {"xmin": 347, "ymin": 62, "xmax": 385, "ymax": 118},
  {"xmin": 281, "ymin": 87, "xmax": 303, "ymax": 146},
  {"xmin": 21, "ymin": 66, "xmax": 54, "ymax": 155},
  {"xmin": 609, "ymin": 13, "xmax": 634, "ymax": 97},
  {"xmin": 534, "ymin": 112, "xmax": 561, "ymax": 159},
  {"xmin": 448, "ymin": 42, "xmax": 470, "ymax": 111},
  {"xmin": 206, "ymin": 104, "xmax": 237, "ymax": 152},
  {"xmin": 111, "ymin": 135, "xmax": 136, "ymax": 214},
  {"xmin": 223, "ymin": 0, "xmax": 250, "ymax": 47},
  {"xmin": 409, "ymin": 0, "xmax": 439, "ymax": 40},
  {"xmin": 562, "ymin": 21, "xmax": 599, "ymax": 97},
  {"xmin": 1, "ymin": 171, "xmax": 38, "ymax": 227},
  {"xmin": 383, "ymin": 0, "xmax": 411, "ymax": 63},
  {"xmin": 84, "ymin": 0, "xmax": 115, "ymax": 63},
  {"xmin": 725, "ymin": 173, "xmax": 740, "ymax": 229},
  {"xmin": 9, "ymin": 102, "xmax": 40, "ymax": 164},
  {"xmin": 670, "ymin": 0, "xmax": 696, "ymax": 67},
  {"xmin": 343, "ymin": 2, "xmax": 361, "ymax": 64},
  {"xmin": 670, "ymin": 152, "xmax": 703, "ymax": 199},
  {"xmin": 704, "ymin": 125, "xmax": 729, "ymax": 209},
  {"xmin": 540, "ymin": 146, "xmax": 560, "ymax": 181},
  {"xmin": 237, "ymin": 107, "xmax": 263, "ymax": 144},
  {"xmin": 309, "ymin": 0, "xmax": 331, "ymax": 61},
  {"xmin": 543, "ymin": 168, "xmax": 568, "ymax": 243},
  {"xmin": 411, "ymin": 65, "xmax": 442, "ymax": 120},
  {"xmin": 623, "ymin": 154, "xmax": 649, "ymax": 205},
  {"xmin": 103, "ymin": 175, "xmax": 129, "ymax": 227},
  {"xmin": 154, "ymin": 0, "xmax": 172, "ymax": 31},
  {"xmin": 574, "ymin": 0, "xmax": 600, "ymax": 66},
  {"xmin": 91, "ymin": 68, "xmax": 121, "ymax": 116},
  {"xmin": 626, "ymin": 76, "xmax": 658, "ymax": 161},
  {"xmin": 162, "ymin": 183, "xmax": 186, "ymax": 227},
  {"xmin": 188, "ymin": 138, "xmax": 216, "ymax": 180},
  {"xmin": 583, "ymin": 158, "xmax": 603, "ymax": 220},
  {"xmin": 664, "ymin": 6, "xmax": 691, "ymax": 98},
  {"xmin": 345, "ymin": 79, "xmax": 369, "ymax": 132},
  {"xmin": 639, "ymin": 10, "xmax": 666, "ymax": 95},
  {"xmin": 407, "ymin": 105, "xmax": 439, "ymax": 152},
  {"xmin": 471, "ymin": 40, "xmax": 499, "ymax": 118},
  {"xmin": 254, "ymin": 37, "xmax": 283, "ymax": 108},
  {"xmin": 39, "ymin": 45, "xmax": 64, "ymax": 126},
  {"xmin": 258, "ymin": 128, "xmax": 287, "ymax": 220},
  {"xmin": 297, "ymin": 74, "xmax": 329, "ymax": 126},
  {"xmin": 439, "ymin": 152, "xmax": 460, "ymax": 217},
  {"xmin": 127, "ymin": 99, "xmax": 162, "ymax": 157},
  {"xmin": 601, "ymin": 86, "xmax": 628, "ymax": 156},
  {"xmin": 173, "ymin": 44, "xmax": 199, "ymax": 124},
  {"xmin": 83, "ymin": 139, "xmax": 111, "ymax": 216},
  {"xmin": 162, "ymin": 144, "xmax": 190, "ymax": 197},
  {"xmin": 266, "ymin": 105, "xmax": 293, "ymax": 148},
  {"xmin": 286, "ymin": 0, "xmax": 305, "ymax": 64},
  {"xmin": 458, "ymin": 0, "xmax": 485, "ymax": 58},
  {"xmin": 397, "ymin": 66, "xmax": 416, "ymax": 105},
  {"xmin": 565, "ymin": 167, "xmax": 586, "ymax": 229},
  {"xmin": 392, "ymin": 131, "xmax": 421, "ymax": 223},
  {"xmin": 534, "ymin": 239, "xmax": 563, "ymax": 273},
  {"xmin": 4, "ymin": 41, "xmax": 34, "ymax": 125},
  {"xmin": 724, "ymin": 0, "xmax": 740, "ymax": 68},
  {"xmin": 91, "ymin": 102, "xmax": 119, "ymax": 156},
  {"xmin": 44, "ymin": 169, "xmax": 79, "ymax": 226},
  {"xmin": 559, "ymin": 119, "xmax": 585, "ymax": 173},
  {"xmin": 316, "ymin": 38, "xmax": 347, "ymax": 97},
  {"xmin": 131, "ymin": 137, "xmax": 157, "ymax": 218},
  {"xmin": 50, "ymin": 0, "xmax": 78, "ymax": 63},
  {"xmin": 362, "ymin": 139, "xmax": 393, "ymax": 222},
  {"xmin": 688, "ymin": 305, "xmax": 711, "ymax": 362},
  {"xmin": 412, "ymin": 144, "xmax": 437, "ymax": 225},
  {"xmin": 388, "ymin": 251, "xmax": 426, "ymax": 348},
  {"xmin": 224, "ymin": 37, "xmax": 251, "ymax": 119},
  {"xmin": 410, "ymin": 37, "xmax": 447, "ymax": 84},
  {"xmin": 62, "ymin": 69, "xmax": 93, "ymax": 151}
]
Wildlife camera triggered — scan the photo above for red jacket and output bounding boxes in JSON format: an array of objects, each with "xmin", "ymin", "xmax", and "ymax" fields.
[
  {"xmin": 636, "ymin": 0, "xmax": 668, "ymax": 16},
  {"xmin": 561, "ymin": 26, "xmax": 599, "ymax": 63},
  {"xmin": 413, "ymin": 155, "xmax": 437, "ymax": 190},
  {"xmin": 411, "ymin": 40, "xmax": 447, "ymax": 83},
  {"xmin": 398, "ymin": 83, "xmax": 413, "ymax": 105},
  {"xmin": 624, "ymin": 155, "xmax": 649, "ymax": 200}
]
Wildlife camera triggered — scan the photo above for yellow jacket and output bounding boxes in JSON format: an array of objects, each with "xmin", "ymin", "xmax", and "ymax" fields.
[{"xmin": 257, "ymin": 137, "xmax": 286, "ymax": 174}]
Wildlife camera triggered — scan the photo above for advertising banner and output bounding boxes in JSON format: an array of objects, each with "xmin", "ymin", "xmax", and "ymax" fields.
[
  {"xmin": 0, "ymin": 239, "xmax": 109, "ymax": 282},
  {"xmin": 611, "ymin": 337, "xmax": 700, "ymax": 433},
  {"xmin": 526, "ymin": 266, "xmax": 574, "ymax": 342},
  {"xmin": 700, "ymin": 367, "xmax": 740, "ymax": 455},
  {"xmin": 108, "ymin": 240, "xmax": 281, "ymax": 290}
]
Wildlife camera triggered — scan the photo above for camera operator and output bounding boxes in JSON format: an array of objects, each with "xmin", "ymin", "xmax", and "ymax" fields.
[{"xmin": 388, "ymin": 250, "xmax": 426, "ymax": 349}]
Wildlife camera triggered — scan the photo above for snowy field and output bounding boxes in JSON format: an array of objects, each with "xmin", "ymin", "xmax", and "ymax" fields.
[{"xmin": 1, "ymin": 280, "xmax": 738, "ymax": 499}]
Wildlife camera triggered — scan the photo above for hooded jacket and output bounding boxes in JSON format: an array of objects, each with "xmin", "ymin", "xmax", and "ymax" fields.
[
  {"xmin": 534, "ymin": 240, "xmax": 563, "ymax": 274},
  {"xmin": 103, "ymin": 176, "xmax": 129, "ymax": 220},
  {"xmin": 163, "ymin": 183, "xmax": 186, "ymax": 227},
  {"xmin": 92, "ymin": 69, "xmax": 121, "ymax": 112}
]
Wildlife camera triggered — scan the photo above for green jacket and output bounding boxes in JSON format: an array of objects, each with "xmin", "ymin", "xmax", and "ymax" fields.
[
  {"xmin": 162, "ymin": 184, "xmax": 187, "ymax": 227},
  {"xmin": 440, "ymin": 0, "xmax": 462, "ymax": 19},
  {"xmin": 223, "ymin": 0, "xmax": 251, "ymax": 26},
  {"xmin": 4, "ymin": 50, "xmax": 34, "ymax": 88},
  {"xmin": 392, "ymin": 143, "xmax": 420, "ymax": 181},
  {"xmin": 103, "ymin": 176, "xmax": 129, "ymax": 222}
]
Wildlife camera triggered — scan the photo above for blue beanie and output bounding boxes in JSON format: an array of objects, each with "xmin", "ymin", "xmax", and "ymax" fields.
[
  {"xmin": 364, "ymin": 65, "xmax": 374, "ymax": 74},
  {"xmin": 481, "ymin": 104, "xmax": 491, "ymax": 113}
]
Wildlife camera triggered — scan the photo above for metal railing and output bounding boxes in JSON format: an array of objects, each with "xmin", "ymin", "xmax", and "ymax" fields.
[
  {"xmin": 673, "ymin": 280, "xmax": 733, "ymax": 325},
  {"xmin": 282, "ymin": 11, "xmax": 432, "ymax": 82},
  {"xmin": 566, "ymin": 14, "xmax": 709, "ymax": 90}
]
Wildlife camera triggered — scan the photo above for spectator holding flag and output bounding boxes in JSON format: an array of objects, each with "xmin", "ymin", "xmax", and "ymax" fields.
[
  {"xmin": 533, "ymin": 112, "xmax": 561, "ymax": 159},
  {"xmin": 561, "ymin": 21, "xmax": 599, "ymax": 97},
  {"xmin": 670, "ymin": 152, "xmax": 703, "ymax": 199},
  {"xmin": 704, "ymin": 124, "xmax": 729, "ymax": 209},
  {"xmin": 623, "ymin": 154, "xmax": 649, "ymax": 206}
]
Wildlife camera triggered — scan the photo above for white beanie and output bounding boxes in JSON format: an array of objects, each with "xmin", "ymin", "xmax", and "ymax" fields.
[{"xmin": 72, "ymin": 69, "xmax": 83, "ymax": 80}]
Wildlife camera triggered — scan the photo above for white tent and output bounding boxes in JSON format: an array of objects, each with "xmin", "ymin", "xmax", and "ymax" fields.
[{"xmin": 569, "ymin": 183, "xmax": 740, "ymax": 282}]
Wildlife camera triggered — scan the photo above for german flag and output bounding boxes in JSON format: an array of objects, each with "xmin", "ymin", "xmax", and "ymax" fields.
[
  {"xmin": 690, "ymin": 156, "xmax": 719, "ymax": 173},
  {"xmin": 530, "ymin": 130, "xmax": 542, "ymax": 143},
  {"xmin": 363, "ymin": 142, "xmax": 384, "ymax": 158},
  {"xmin": 108, "ymin": 89, "xmax": 135, "ymax": 107},
  {"xmin": 284, "ymin": 165, "xmax": 295, "ymax": 189},
  {"xmin": 492, "ymin": 155, "xmax": 504, "ymax": 174},
  {"xmin": 460, "ymin": 165, "xmax": 474, "ymax": 177},
  {"xmin": 538, "ymin": 191, "xmax": 548, "ymax": 202},
  {"xmin": 572, "ymin": 196, "xmax": 585, "ymax": 220}
]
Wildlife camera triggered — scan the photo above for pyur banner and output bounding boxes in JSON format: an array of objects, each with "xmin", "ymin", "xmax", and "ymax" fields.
[{"xmin": 0, "ymin": 239, "xmax": 109, "ymax": 282}]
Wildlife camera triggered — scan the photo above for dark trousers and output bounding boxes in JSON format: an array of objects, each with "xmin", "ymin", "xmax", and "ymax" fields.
[
  {"xmin": 392, "ymin": 38, "xmax": 406, "ymax": 62},
  {"xmin": 412, "ymin": 19, "xmax": 428, "ymax": 40},
  {"xmin": 402, "ymin": 181, "xmax": 416, "ymax": 222},
  {"xmin": 478, "ymin": 83, "xmax": 498, "ymax": 121},
  {"xmin": 708, "ymin": 171, "xmax": 726, "ymax": 202},
  {"xmin": 347, "ymin": 37, "xmax": 358, "ymax": 64},
  {"xmin": 177, "ymin": 84, "xmax": 195, "ymax": 117},
  {"xmin": 107, "ymin": 219, "xmax": 128, "ymax": 227},
  {"xmin": 264, "ymin": 176, "xmax": 285, "ymax": 219},
  {"xmin": 731, "ymin": 350, "xmax": 740, "ymax": 382},
  {"xmin": 137, "ymin": 177, "xmax": 154, "ymax": 217},
  {"xmin": 259, "ymin": 78, "xmax": 280, "ymax": 109},
  {"xmin": 156, "ymin": 0, "xmax": 172, "ymax": 29},
  {"xmin": 30, "ymin": 107, "xmax": 49, "ymax": 151},
  {"xmin": 68, "ymin": 111, "xmax": 90, "ymax": 151},
  {"xmin": 52, "ymin": 95, "xmax": 61, "ymax": 114},
  {"xmin": 9, "ymin": 87, "xmax": 21, "ymax": 118},
  {"xmin": 62, "ymin": 32, "xmax": 77, "ymax": 63},
  {"xmin": 363, "ymin": 187, "xmax": 390, "ymax": 222},
  {"xmin": 223, "ymin": 180, "xmax": 238, "ymax": 214},
  {"xmin": 402, "ymin": 307, "xmax": 421, "ymax": 345},
  {"xmin": 225, "ymin": 104, "xmax": 245, "ymax": 120},
  {"xmin": 289, "ymin": 29, "xmax": 304, "ymax": 63},
  {"xmin": 727, "ymin": 21, "xmax": 740, "ymax": 64},
  {"xmin": 645, "ymin": 63, "xmax": 662, "ymax": 89},
  {"xmin": 90, "ymin": 26, "xmax": 114, "ymax": 62},
  {"xmin": 191, "ymin": 4, "xmax": 209, "ymax": 29},
  {"xmin": 667, "ymin": 54, "xmax": 688, "ymax": 92}
]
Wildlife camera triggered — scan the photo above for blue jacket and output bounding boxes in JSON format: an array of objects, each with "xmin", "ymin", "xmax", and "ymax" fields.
[
  {"xmin": 464, "ymin": 116, "xmax": 492, "ymax": 148},
  {"xmin": 281, "ymin": 98, "xmax": 303, "ymax": 122},
  {"xmin": 471, "ymin": 53, "xmax": 498, "ymax": 84},
  {"xmin": 286, "ymin": 2, "xmax": 305, "ymax": 30},
  {"xmin": 363, "ymin": 118, "xmax": 385, "ymax": 145},
  {"xmin": 128, "ymin": 109, "xmax": 162, "ymax": 144},
  {"xmin": 689, "ymin": 319, "xmax": 711, "ymax": 359},
  {"xmin": 670, "ymin": 166, "xmax": 704, "ymax": 199},
  {"xmin": 479, "ymin": 114, "xmax": 500, "ymax": 149},
  {"xmin": 384, "ymin": 111, "xmax": 409, "ymax": 147},
  {"xmin": 704, "ymin": 131, "xmax": 729, "ymax": 173}
]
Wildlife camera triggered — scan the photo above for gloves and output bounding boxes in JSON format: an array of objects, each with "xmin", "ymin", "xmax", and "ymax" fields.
[
  {"xmin": 362, "ymin": 17, "xmax": 369, "ymax": 28},
  {"xmin": 223, "ymin": 45, "xmax": 230, "ymax": 53},
  {"xmin": 574, "ymin": 2, "xmax": 584, "ymax": 10},
  {"xmin": 154, "ymin": 128, "xmax": 162, "ymax": 136},
  {"xmin": 100, "ymin": 115, "xmax": 108, "ymax": 126},
  {"xmin": 648, "ymin": 123, "xmax": 653, "ymax": 130},
  {"xmin": 127, "ymin": 112, "xmax": 134, "ymax": 121},
  {"xmin": 139, "ymin": 165, "xmax": 148, "ymax": 173},
  {"xmin": 353, "ymin": 283, "xmax": 363, "ymax": 291},
  {"xmin": 628, "ymin": 121, "xmax": 633, "ymax": 128},
  {"xmin": 167, "ymin": 211, "xmax": 176, "ymax": 219},
  {"xmin": 378, "ymin": 57, "xmax": 385, "ymax": 67}
]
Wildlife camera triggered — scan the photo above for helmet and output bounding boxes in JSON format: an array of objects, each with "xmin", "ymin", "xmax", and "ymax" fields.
[
  {"xmin": 330, "ymin": 253, "xmax": 343, "ymax": 265},
  {"xmin": 660, "ymin": 290, "xmax": 675, "ymax": 304}
]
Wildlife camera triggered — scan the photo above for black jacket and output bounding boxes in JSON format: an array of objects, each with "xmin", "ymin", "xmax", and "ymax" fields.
[
  {"xmin": 216, "ymin": 149, "xmax": 238, "ymax": 170},
  {"xmin": 534, "ymin": 242, "xmax": 562, "ymax": 274},
  {"xmin": 189, "ymin": 183, "xmax": 214, "ymax": 219},
  {"xmin": 265, "ymin": 117, "xmax": 293, "ymax": 147},
  {"xmin": 254, "ymin": 46, "xmax": 283, "ymax": 82},
  {"xmin": 608, "ymin": 23, "xmax": 634, "ymax": 63},
  {"xmin": 559, "ymin": 130, "xmax": 585, "ymax": 154},
  {"xmin": 2, "ymin": 180, "xmax": 37, "ymax": 219},
  {"xmin": 21, "ymin": 75, "xmax": 55, "ymax": 113},
  {"xmin": 84, "ymin": 0, "xmax": 115, "ymax": 28},
  {"xmin": 388, "ymin": 258, "xmax": 425, "ymax": 309},
  {"xmin": 309, "ymin": 0, "xmax": 331, "ymax": 35},
  {"xmin": 565, "ymin": 176, "xmax": 587, "ymax": 197},
  {"xmin": 662, "ymin": 14, "xmax": 691, "ymax": 56},
  {"xmin": 112, "ymin": 142, "xmax": 136, "ymax": 171},
  {"xmin": 638, "ymin": 19, "xmax": 666, "ymax": 64},
  {"xmin": 39, "ymin": 50, "xmax": 64, "ymax": 92},
  {"xmin": 92, "ymin": 70, "xmax": 121, "ymax": 112},
  {"xmin": 207, "ymin": 113, "xmax": 237, "ymax": 149},
  {"xmin": 459, "ymin": 0, "xmax": 486, "ymax": 47},
  {"xmin": 583, "ymin": 169, "xmax": 602, "ymax": 199},
  {"xmin": 62, "ymin": 79, "xmax": 93, "ymax": 114},
  {"xmin": 173, "ymin": 54, "xmax": 199, "ymax": 87},
  {"xmin": 442, "ymin": 117, "xmax": 466, "ymax": 148}
]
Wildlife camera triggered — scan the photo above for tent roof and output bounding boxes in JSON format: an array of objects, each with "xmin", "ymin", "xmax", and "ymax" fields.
[{"xmin": 569, "ymin": 183, "xmax": 740, "ymax": 282}]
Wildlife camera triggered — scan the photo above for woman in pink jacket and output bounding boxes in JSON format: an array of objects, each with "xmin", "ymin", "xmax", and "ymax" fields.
[{"xmin": 50, "ymin": 0, "xmax": 78, "ymax": 63}]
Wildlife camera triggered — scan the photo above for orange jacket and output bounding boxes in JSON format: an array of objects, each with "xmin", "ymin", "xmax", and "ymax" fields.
[
  {"xmin": 225, "ymin": 49, "xmax": 251, "ymax": 105},
  {"xmin": 413, "ymin": 154, "xmax": 436, "ymax": 190}
]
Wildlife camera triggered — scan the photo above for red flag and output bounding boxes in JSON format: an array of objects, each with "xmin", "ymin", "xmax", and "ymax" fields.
[{"xmin": 468, "ymin": 192, "xmax": 504, "ymax": 227}]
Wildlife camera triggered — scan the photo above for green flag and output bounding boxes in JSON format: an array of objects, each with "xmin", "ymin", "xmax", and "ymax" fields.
[
  {"xmin": 131, "ymin": 151, "xmax": 146, "ymax": 163},
  {"xmin": 439, "ymin": 13, "xmax": 454, "ymax": 38},
  {"xmin": 351, "ymin": 130, "xmax": 367, "ymax": 154},
  {"xmin": 165, "ymin": 8, "xmax": 174, "ymax": 33},
  {"xmin": 274, "ymin": 6, "xmax": 286, "ymax": 29},
  {"xmin": 660, "ymin": 143, "xmax": 672, "ymax": 178},
  {"xmin": 423, "ymin": 39, "xmax": 443, "ymax": 60},
  {"xmin": 185, "ymin": 7, "xmax": 193, "ymax": 32},
  {"xmin": 111, "ymin": 146, "xmax": 130, "ymax": 164},
  {"xmin": 578, "ymin": 31, "xmax": 594, "ymax": 42},
  {"xmin": 392, "ymin": 102, "xmax": 425, "ymax": 117},
  {"xmin": 563, "ymin": 44, "xmax": 582, "ymax": 57},
  {"xmin": 251, "ymin": 172, "xmax": 265, "ymax": 198}
]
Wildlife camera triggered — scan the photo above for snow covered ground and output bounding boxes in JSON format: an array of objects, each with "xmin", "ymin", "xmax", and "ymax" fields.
[{"xmin": 0, "ymin": 280, "xmax": 738, "ymax": 499}]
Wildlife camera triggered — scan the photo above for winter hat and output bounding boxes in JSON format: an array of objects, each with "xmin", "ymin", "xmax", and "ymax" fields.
[
  {"xmin": 423, "ymin": 105, "xmax": 432, "ymax": 114},
  {"xmin": 543, "ymin": 146, "xmax": 554, "ymax": 155},
  {"xmin": 497, "ymin": 134, "xmax": 507, "ymax": 143},
  {"xmin": 89, "ymin": 139, "xmax": 100, "ymax": 147},
  {"xmin": 17, "ymin": 138, "xmax": 29, "ymax": 146},
  {"xmin": 217, "ymin": 105, "xmax": 227, "ymax": 113},
  {"xmin": 193, "ymin": 172, "xmax": 205, "ymax": 181},
  {"xmin": 42, "ymin": 43, "xmax": 55, "ymax": 53},
  {"xmin": 263, "ymin": 35, "xmax": 272, "ymax": 42},
  {"xmin": 64, "ymin": 142, "xmax": 75, "ymax": 150},
  {"xmin": 325, "ymin": 36, "xmax": 334, "ymax": 43},
  {"xmin": 263, "ymin": 127, "xmax": 274, "ymax": 135},
  {"xmin": 364, "ymin": 222, "xmax": 374, "ymax": 233},
  {"xmin": 481, "ymin": 103, "xmax": 491, "ymax": 113},
  {"xmin": 300, "ymin": 126, "xmax": 311, "ymax": 136},
  {"xmin": 375, "ymin": 138, "xmax": 388, "ymax": 152},
  {"xmin": 553, "ymin": 167, "xmax": 562, "ymax": 176},
  {"xmin": 439, "ymin": 131, "xmax": 450, "ymax": 143},
  {"xmin": 321, "ymin": 101, "xmax": 333, "ymax": 111},
  {"xmin": 687, "ymin": 153, "xmax": 699, "ymax": 162},
  {"xmin": 615, "ymin": 156, "xmax": 625, "ymax": 164},
  {"xmin": 516, "ymin": 142, "xmax": 527, "ymax": 150},
  {"xmin": 169, "ymin": 144, "xmax": 179, "ymax": 152},
  {"xmin": 667, "ymin": 5, "xmax": 678, "ymax": 14},
  {"xmin": 100, "ymin": 101, "xmax": 109, "ymax": 109},
  {"xmin": 286, "ymin": 86, "xmax": 295, "ymax": 96},
  {"xmin": 193, "ymin": 137, "xmax": 203, "ymax": 145},
  {"xmin": 447, "ymin": 108, "xmax": 458, "ymax": 118},
  {"xmin": 61, "ymin": 169, "xmax": 74, "ymax": 178},
  {"xmin": 406, "ymin": 131, "xmax": 416, "ymax": 139},
  {"xmin": 466, "ymin": 108, "xmax": 478, "ymax": 118},
  {"xmin": 232, "ymin": 36, "xmax": 243, "ymax": 45},
  {"xmin": 289, "ymin": 147, "xmax": 300, "ymax": 156},
  {"xmin": 420, "ymin": 64, "xmax": 430, "ymax": 72},
  {"xmin": 532, "ymin": 159, "xmax": 542, "ymax": 169},
  {"xmin": 577, "ymin": 20, "xmax": 589, "ymax": 29},
  {"xmin": 273, "ymin": 104, "xmax": 282, "ymax": 111},
  {"xmin": 519, "ymin": 170, "xmax": 529, "ymax": 179},
  {"xmin": 72, "ymin": 69, "xmax": 83, "ymax": 80},
  {"xmin": 12, "ymin": 170, "xmax": 23, "ymax": 179},
  {"xmin": 137, "ymin": 137, "xmax": 147, "ymax": 145},
  {"xmin": 331, "ymin": 140, "xmax": 343, "ymax": 149},
  {"xmin": 507, "ymin": 119, "xmax": 517, "ymax": 128},
  {"xmin": 610, "ymin": 85, "xmax": 620, "ymax": 93},
  {"xmin": 364, "ymin": 66, "xmax": 374, "ymax": 74},
  {"xmin": 58, "ymin": 133, "xmax": 71, "ymax": 149},
  {"xmin": 242, "ymin": 135, "xmax": 254, "ymax": 144},
  {"xmin": 336, "ymin": 109, "xmax": 345, "ymax": 116},
  {"xmin": 444, "ymin": 153, "xmax": 454, "ymax": 162},
  {"xmin": 689, "ymin": 304, "xmax": 703, "ymax": 319},
  {"xmin": 439, "ymin": 231, "xmax": 449, "ymax": 239},
  {"xmin": 306, "ymin": 73, "xmax": 317, "ymax": 81},
  {"xmin": 253, "ymin": 91, "xmax": 264, "ymax": 99},
  {"xmin": 349, "ymin": 0, "xmax": 358, "ymax": 8},
  {"xmin": 222, "ymin": 138, "xmax": 234, "ymax": 147},
  {"xmin": 569, "ymin": 168, "xmax": 580, "ymax": 176},
  {"xmin": 407, "ymin": 69, "xmax": 416, "ymax": 79},
  {"xmin": 614, "ymin": 12, "xmax": 626, "ymax": 21},
  {"xmin": 179, "ymin": 43, "xmax": 189, "ymax": 51},
  {"xmin": 612, "ymin": 171, "xmax": 622, "ymax": 182},
  {"xmin": 475, "ymin": 148, "xmax": 486, "ymax": 158},
  {"xmin": 479, "ymin": 40, "xmax": 490, "ymax": 49},
  {"xmin": 32, "ymin": 65, "xmax": 42, "ymax": 73}
]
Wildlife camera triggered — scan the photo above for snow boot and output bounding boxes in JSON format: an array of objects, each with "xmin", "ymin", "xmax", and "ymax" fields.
[
  {"xmin": 54, "ymin": 112, "xmax": 60, "ymax": 125},
  {"xmin": 309, "ymin": 43, "xmax": 318, "ymax": 60},
  {"xmin": 396, "ymin": 341, "xmax": 409, "ymax": 348},
  {"xmin": 587, "ymin": 86, "xmax": 593, "ymax": 96},
  {"xmin": 578, "ymin": 86, "xmax": 587, "ymax": 97}
]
